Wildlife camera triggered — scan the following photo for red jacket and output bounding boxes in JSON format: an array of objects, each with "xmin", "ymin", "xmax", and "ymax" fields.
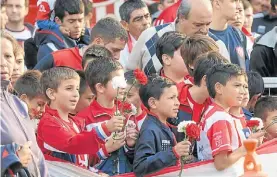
[
  {"xmin": 153, "ymin": 0, "xmax": 181, "ymax": 26},
  {"xmin": 37, "ymin": 106, "xmax": 104, "ymax": 167}
]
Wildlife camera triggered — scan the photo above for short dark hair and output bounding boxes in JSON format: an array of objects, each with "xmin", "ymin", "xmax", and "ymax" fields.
[
  {"xmin": 85, "ymin": 56, "xmax": 123, "ymax": 94},
  {"xmin": 124, "ymin": 70, "xmax": 141, "ymax": 88},
  {"xmin": 41, "ymin": 67, "xmax": 80, "ymax": 99},
  {"xmin": 247, "ymin": 71, "xmax": 264, "ymax": 100},
  {"xmin": 82, "ymin": 45, "xmax": 113, "ymax": 69},
  {"xmin": 54, "ymin": 0, "xmax": 84, "ymax": 21},
  {"xmin": 206, "ymin": 63, "xmax": 246, "ymax": 98},
  {"xmin": 156, "ymin": 31, "xmax": 186, "ymax": 65},
  {"xmin": 254, "ymin": 96, "xmax": 277, "ymax": 120},
  {"xmin": 76, "ymin": 70, "xmax": 88, "ymax": 95},
  {"xmin": 180, "ymin": 34, "xmax": 219, "ymax": 76},
  {"xmin": 14, "ymin": 70, "xmax": 43, "ymax": 99},
  {"xmin": 90, "ymin": 17, "xmax": 128, "ymax": 43},
  {"xmin": 139, "ymin": 76, "xmax": 175, "ymax": 110},
  {"xmin": 119, "ymin": 0, "xmax": 147, "ymax": 22},
  {"xmin": 1, "ymin": 0, "xmax": 6, "ymax": 6},
  {"xmin": 193, "ymin": 51, "xmax": 229, "ymax": 86}
]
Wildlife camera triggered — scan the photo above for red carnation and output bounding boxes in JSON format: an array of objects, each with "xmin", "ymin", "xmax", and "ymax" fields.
[
  {"xmin": 134, "ymin": 69, "xmax": 148, "ymax": 85},
  {"xmin": 118, "ymin": 101, "xmax": 132, "ymax": 114},
  {"xmin": 246, "ymin": 120, "xmax": 260, "ymax": 128},
  {"xmin": 186, "ymin": 123, "xmax": 200, "ymax": 141}
]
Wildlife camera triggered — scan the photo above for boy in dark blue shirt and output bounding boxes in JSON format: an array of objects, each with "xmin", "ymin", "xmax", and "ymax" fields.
[{"xmin": 133, "ymin": 76, "xmax": 190, "ymax": 177}]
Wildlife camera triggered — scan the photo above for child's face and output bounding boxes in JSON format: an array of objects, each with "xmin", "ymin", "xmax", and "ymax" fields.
[
  {"xmin": 104, "ymin": 69, "xmax": 125, "ymax": 101},
  {"xmin": 26, "ymin": 96, "xmax": 47, "ymax": 119},
  {"xmin": 126, "ymin": 85, "xmax": 141, "ymax": 110},
  {"xmin": 52, "ymin": 78, "xmax": 80, "ymax": 112},
  {"xmin": 264, "ymin": 110, "xmax": 277, "ymax": 141},
  {"xmin": 221, "ymin": 75, "xmax": 246, "ymax": 107},
  {"xmin": 75, "ymin": 86, "xmax": 95, "ymax": 113},
  {"xmin": 241, "ymin": 81, "xmax": 250, "ymax": 107},
  {"xmin": 165, "ymin": 48, "xmax": 188, "ymax": 78},
  {"xmin": 11, "ymin": 54, "xmax": 25, "ymax": 85},
  {"xmin": 154, "ymin": 85, "xmax": 180, "ymax": 119}
]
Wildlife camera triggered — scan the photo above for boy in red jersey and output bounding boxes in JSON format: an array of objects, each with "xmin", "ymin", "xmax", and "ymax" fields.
[
  {"xmin": 197, "ymin": 63, "xmax": 264, "ymax": 171},
  {"xmin": 77, "ymin": 57, "xmax": 137, "ymax": 175},
  {"xmin": 37, "ymin": 67, "xmax": 104, "ymax": 169}
]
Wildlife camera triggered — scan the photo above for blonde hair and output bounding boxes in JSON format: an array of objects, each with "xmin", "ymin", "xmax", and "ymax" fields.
[
  {"xmin": 0, "ymin": 30, "xmax": 20, "ymax": 58},
  {"xmin": 15, "ymin": 43, "xmax": 25, "ymax": 58}
]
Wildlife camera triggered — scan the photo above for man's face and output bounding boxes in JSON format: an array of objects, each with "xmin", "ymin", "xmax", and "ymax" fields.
[
  {"xmin": 59, "ymin": 12, "xmax": 84, "ymax": 39},
  {"xmin": 178, "ymin": 2, "xmax": 212, "ymax": 36},
  {"xmin": 250, "ymin": 0, "xmax": 263, "ymax": 14},
  {"xmin": 244, "ymin": 7, "xmax": 254, "ymax": 30},
  {"xmin": 126, "ymin": 7, "xmax": 151, "ymax": 40},
  {"xmin": 262, "ymin": 0, "xmax": 271, "ymax": 12},
  {"xmin": 228, "ymin": 2, "xmax": 245, "ymax": 29},
  {"xmin": 6, "ymin": 0, "xmax": 28, "ymax": 23},
  {"xmin": 220, "ymin": 0, "xmax": 240, "ymax": 21},
  {"xmin": 104, "ymin": 38, "xmax": 126, "ymax": 60}
]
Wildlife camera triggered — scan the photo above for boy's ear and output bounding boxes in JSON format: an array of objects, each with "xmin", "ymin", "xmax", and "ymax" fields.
[
  {"xmin": 148, "ymin": 97, "xmax": 157, "ymax": 109},
  {"xmin": 19, "ymin": 94, "xmax": 29, "ymax": 103},
  {"xmin": 162, "ymin": 54, "xmax": 172, "ymax": 66},
  {"xmin": 214, "ymin": 82, "xmax": 223, "ymax": 96},
  {"xmin": 46, "ymin": 88, "xmax": 56, "ymax": 101},
  {"xmin": 95, "ymin": 83, "xmax": 105, "ymax": 94},
  {"xmin": 55, "ymin": 17, "xmax": 63, "ymax": 25},
  {"xmin": 120, "ymin": 20, "xmax": 129, "ymax": 31}
]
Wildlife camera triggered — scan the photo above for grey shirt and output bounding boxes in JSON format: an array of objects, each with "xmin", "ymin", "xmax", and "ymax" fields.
[{"xmin": 1, "ymin": 80, "xmax": 49, "ymax": 177}]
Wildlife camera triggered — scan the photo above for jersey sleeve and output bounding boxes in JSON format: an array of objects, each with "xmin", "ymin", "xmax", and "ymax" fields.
[{"xmin": 207, "ymin": 120, "xmax": 233, "ymax": 157}]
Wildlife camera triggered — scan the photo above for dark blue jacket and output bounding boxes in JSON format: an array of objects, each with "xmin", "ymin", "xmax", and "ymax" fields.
[
  {"xmin": 35, "ymin": 29, "xmax": 90, "ymax": 62},
  {"xmin": 242, "ymin": 108, "xmax": 253, "ymax": 120},
  {"xmin": 133, "ymin": 114, "xmax": 178, "ymax": 177}
]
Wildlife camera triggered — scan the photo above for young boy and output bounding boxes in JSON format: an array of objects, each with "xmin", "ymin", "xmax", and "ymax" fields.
[
  {"xmin": 37, "ymin": 67, "xmax": 105, "ymax": 169},
  {"xmin": 133, "ymin": 76, "xmax": 191, "ymax": 177},
  {"xmin": 11, "ymin": 44, "xmax": 25, "ymax": 86},
  {"xmin": 77, "ymin": 57, "xmax": 137, "ymax": 175},
  {"xmin": 72, "ymin": 70, "xmax": 95, "ymax": 115},
  {"xmin": 254, "ymin": 97, "xmax": 277, "ymax": 141},
  {"xmin": 156, "ymin": 31, "xmax": 188, "ymax": 86},
  {"xmin": 243, "ymin": 71, "xmax": 264, "ymax": 120},
  {"xmin": 13, "ymin": 70, "xmax": 47, "ymax": 131},
  {"xmin": 172, "ymin": 51, "xmax": 229, "ymax": 142},
  {"xmin": 124, "ymin": 70, "xmax": 148, "ymax": 130},
  {"xmin": 197, "ymin": 63, "xmax": 264, "ymax": 171}
]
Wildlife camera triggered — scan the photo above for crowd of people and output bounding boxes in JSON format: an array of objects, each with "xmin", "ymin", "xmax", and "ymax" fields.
[{"xmin": 1, "ymin": 0, "xmax": 277, "ymax": 176}]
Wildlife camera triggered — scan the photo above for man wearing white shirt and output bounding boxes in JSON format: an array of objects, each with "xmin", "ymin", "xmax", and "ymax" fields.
[{"xmin": 119, "ymin": 0, "xmax": 151, "ymax": 70}]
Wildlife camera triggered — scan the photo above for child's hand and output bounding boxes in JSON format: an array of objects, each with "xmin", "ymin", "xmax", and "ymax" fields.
[
  {"xmin": 248, "ymin": 131, "xmax": 265, "ymax": 146},
  {"xmin": 126, "ymin": 128, "xmax": 139, "ymax": 148},
  {"xmin": 17, "ymin": 141, "xmax": 32, "ymax": 167},
  {"xmin": 59, "ymin": 26, "xmax": 70, "ymax": 36},
  {"xmin": 174, "ymin": 141, "xmax": 191, "ymax": 157},
  {"xmin": 105, "ymin": 132, "xmax": 126, "ymax": 153},
  {"xmin": 106, "ymin": 115, "xmax": 125, "ymax": 132}
]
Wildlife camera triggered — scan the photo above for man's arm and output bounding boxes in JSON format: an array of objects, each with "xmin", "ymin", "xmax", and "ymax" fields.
[
  {"xmin": 34, "ymin": 53, "xmax": 55, "ymax": 71},
  {"xmin": 37, "ymin": 43, "xmax": 58, "ymax": 62}
]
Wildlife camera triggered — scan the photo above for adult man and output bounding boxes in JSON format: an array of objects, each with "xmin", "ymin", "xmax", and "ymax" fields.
[
  {"xmin": 35, "ymin": 0, "xmax": 89, "ymax": 61},
  {"xmin": 250, "ymin": 26, "xmax": 277, "ymax": 95},
  {"xmin": 209, "ymin": 0, "xmax": 249, "ymax": 70},
  {"xmin": 34, "ymin": 17, "xmax": 128, "ymax": 71},
  {"xmin": 126, "ymin": 0, "xmax": 229, "ymax": 76},
  {"xmin": 5, "ymin": 0, "xmax": 34, "ymax": 46},
  {"xmin": 252, "ymin": 0, "xmax": 277, "ymax": 35},
  {"xmin": 119, "ymin": 0, "xmax": 151, "ymax": 69}
]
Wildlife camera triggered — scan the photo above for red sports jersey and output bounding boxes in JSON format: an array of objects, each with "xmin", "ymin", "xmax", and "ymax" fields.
[
  {"xmin": 37, "ymin": 106, "xmax": 104, "ymax": 168},
  {"xmin": 153, "ymin": 0, "xmax": 181, "ymax": 26},
  {"xmin": 197, "ymin": 103, "xmax": 242, "ymax": 161}
]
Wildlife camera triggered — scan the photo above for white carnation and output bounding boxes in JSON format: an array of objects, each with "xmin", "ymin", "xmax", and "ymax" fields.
[
  {"xmin": 112, "ymin": 76, "xmax": 127, "ymax": 89},
  {"xmin": 177, "ymin": 120, "xmax": 196, "ymax": 133},
  {"xmin": 131, "ymin": 104, "xmax": 137, "ymax": 115},
  {"xmin": 251, "ymin": 117, "xmax": 264, "ymax": 130}
]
